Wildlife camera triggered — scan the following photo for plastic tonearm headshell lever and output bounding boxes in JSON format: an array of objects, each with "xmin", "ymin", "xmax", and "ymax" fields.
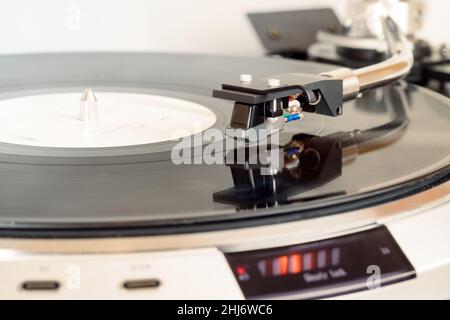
[{"xmin": 212, "ymin": 16, "xmax": 413, "ymax": 140}]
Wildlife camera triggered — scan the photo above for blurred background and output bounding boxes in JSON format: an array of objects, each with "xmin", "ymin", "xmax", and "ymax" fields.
[{"xmin": 0, "ymin": 0, "xmax": 447, "ymax": 56}]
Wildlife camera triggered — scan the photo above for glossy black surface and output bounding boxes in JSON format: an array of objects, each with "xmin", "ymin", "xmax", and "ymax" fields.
[
  {"xmin": 225, "ymin": 226, "xmax": 415, "ymax": 299},
  {"xmin": 0, "ymin": 53, "xmax": 448, "ymax": 232}
]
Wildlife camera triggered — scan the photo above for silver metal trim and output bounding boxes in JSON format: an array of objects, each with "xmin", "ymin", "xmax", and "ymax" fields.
[
  {"xmin": 256, "ymin": 271, "xmax": 416, "ymax": 300},
  {"xmin": 0, "ymin": 180, "xmax": 447, "ymax": 255}
]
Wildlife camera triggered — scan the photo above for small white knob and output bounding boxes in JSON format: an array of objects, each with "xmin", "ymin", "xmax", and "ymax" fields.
[
  {"xmin": 267, "ymin": 78, "xmax": 280, "ymax": 87},
  {"xmin": 240, "ymin": 74, "xmax": 253, "ymax": 82}
]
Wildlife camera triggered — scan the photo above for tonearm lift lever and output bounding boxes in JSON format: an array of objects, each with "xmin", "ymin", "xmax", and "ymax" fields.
[{"xmin": 212, "ymin": 17, "xmax": 413, "ymax": 140}]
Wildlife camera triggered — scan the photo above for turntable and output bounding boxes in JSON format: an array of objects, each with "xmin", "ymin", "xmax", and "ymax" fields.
[{"xmin": 0, "ymin": 18, "xmax": 448, "ymax": 300}]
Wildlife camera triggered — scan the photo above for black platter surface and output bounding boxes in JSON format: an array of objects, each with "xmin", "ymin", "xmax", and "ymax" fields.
[{"xmin": 0, "ymin": 53, "xmax": 448, "ymax": 237}]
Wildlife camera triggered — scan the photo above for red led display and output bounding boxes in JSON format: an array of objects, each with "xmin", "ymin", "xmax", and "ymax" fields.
[
  {"xmin": 227, "ymin": 227, "xmax": 416, "ymax": 299},
  {"xmin": 252, "ymin": 247, "xmax": 341, "ymax": 278}
]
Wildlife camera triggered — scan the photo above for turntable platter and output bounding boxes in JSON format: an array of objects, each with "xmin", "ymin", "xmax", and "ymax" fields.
[{"xmin": 0, "ymin": 53, "xmax": 448, "ymax": 236}]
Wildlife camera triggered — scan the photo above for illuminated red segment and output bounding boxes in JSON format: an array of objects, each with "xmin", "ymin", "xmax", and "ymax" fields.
[
  {"xmin": 288, "ymin": 253, "xmax": 302, "ymax": 274},
  {"xmin": 236, "ymin": 266, "xmax": 247, "ymax": 276},
  {"xmin": 279, "ymin": 256, "xmax": 289, "ymax": 276}
]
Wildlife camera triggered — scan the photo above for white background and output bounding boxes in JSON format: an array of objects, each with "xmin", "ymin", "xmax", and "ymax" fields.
[{"xmin": 0, "ymin": 0, "xmax": 448, "ymax": 56}]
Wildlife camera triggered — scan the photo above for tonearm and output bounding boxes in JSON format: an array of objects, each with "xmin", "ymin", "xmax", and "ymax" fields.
[{"xmin": 212, "ymin": 16, "xmax": 413, "ymax": 140}]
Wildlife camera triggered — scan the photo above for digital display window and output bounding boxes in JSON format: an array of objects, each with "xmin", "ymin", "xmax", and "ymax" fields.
[{"xmin": 225, "ymin": 226, "xmax": 415, "ymax": 299}]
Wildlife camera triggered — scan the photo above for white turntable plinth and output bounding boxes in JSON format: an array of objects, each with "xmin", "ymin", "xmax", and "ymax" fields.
[{"xmin": 0, "ymin": 91, "xmax": 216, "ymax": 148}]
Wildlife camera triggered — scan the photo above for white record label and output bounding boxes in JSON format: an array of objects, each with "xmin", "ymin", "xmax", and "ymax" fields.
[{"xmin": 0, "ymin": 92, "xmax": 217, "ymax": 148}]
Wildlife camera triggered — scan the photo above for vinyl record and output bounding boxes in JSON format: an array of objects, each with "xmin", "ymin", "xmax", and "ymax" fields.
[{"xmin": 0, "ymin": 53, "xmax": 448, "ymax": 237}]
